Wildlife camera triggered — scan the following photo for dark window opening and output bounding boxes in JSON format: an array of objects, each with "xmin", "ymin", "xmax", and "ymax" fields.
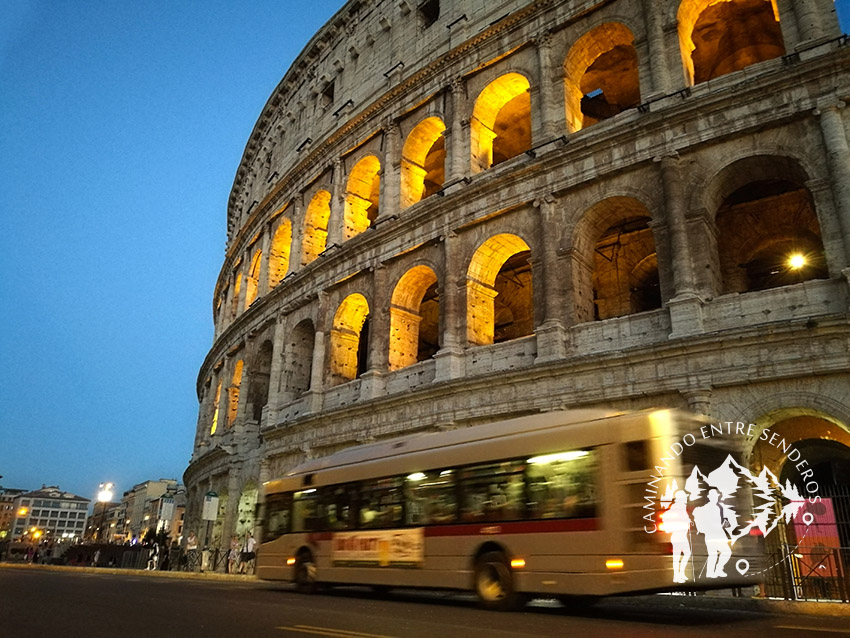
[{"xmin": 419, "ymin": 0, "xmax": 439, "ymax": 28}]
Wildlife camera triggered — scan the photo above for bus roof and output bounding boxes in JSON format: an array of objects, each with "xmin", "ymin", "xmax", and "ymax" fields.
[{"xmin": 264, "ymin": 408, "xmax": 685, "ymax": 493}]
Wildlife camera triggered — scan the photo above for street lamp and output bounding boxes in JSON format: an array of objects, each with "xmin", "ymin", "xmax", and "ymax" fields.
[{"xmin": 97, "ymin": 482, "xmax": 114, "ymax": 543}]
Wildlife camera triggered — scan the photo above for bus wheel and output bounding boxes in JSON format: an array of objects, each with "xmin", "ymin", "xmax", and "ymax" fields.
[
  {"xmin": 474, "ymin": 552, "xmax": 516, "ymax": 611},
  {"xmin": 294, "ymin": 551, "xmax": 317, "ymax": 594}
]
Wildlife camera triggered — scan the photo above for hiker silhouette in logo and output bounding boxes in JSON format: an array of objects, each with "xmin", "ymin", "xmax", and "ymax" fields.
[
  {"xmin": 663, "ymin": 490, "xmax": 692, "ymax": 583},
  {"xmin": 692, "ymin": 488, "xmax": 732, "ymax": 578}
]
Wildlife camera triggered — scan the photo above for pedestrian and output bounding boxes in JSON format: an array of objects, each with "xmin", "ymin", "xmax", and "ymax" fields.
[
  {"xmin": 228, "ymin": 534, "xmax": 240, "ymax": 574},
  {"xmin": 238, "ymin": 530, "xmax": 256, "ymax": 574},
  {"xmin": 93, "ymin": 548, "xmax": 101, "ymax": 566},
  {"xmin": 185, "ymin": 531, "xmax": 199, "ymax": 571}
]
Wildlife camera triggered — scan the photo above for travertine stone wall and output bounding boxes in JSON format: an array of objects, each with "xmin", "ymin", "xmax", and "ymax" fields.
[{"xmin": 185, "ymin": 0, "xmax": 850, "ymax": 551}]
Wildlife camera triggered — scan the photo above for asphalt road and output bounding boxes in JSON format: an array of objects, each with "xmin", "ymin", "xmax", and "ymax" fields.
[{"xmin": 0, "ymin": 568, "xmax": 846, "ymax": 638}]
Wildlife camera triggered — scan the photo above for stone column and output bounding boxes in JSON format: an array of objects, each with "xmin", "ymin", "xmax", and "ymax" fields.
[
  {"xmin": 794, "ymin": 0, "xmax": 825, "ymax": 44},
  {"xmin": 535, "ymin": 32, "xmax": 561, "ymax": 143},
  {"xmin": 328, "ymin": 159, "xmax": 344, "ymax": 247},
  {"xmin": 381, "ymin": 121, "xmax": 402, "ymax": 219},
  {"xmin": 289, "ymin": 195, "xmax": 304, "ymax": 273},
  {"xmin": 258, "ymin": 225, "xmax": 272, "ymax": 297},
  {"xmin": 533, "ymin": 195, "xmax": 568, "ymax": 362},
  {"xmin": 254, "ymin": 459, "xmax": 271, "ymax": 545},
  {"xmin": 642, "ymin": 0, "xmax": 672, "ymax": 96},
  {"xmin": 815, "ymin": 99, "xmax": 850, "ymax": 272},
  {"xmin": 655, "ymin": 154, "xmax": 703, "ymax": 337},
  {"xmin": 806, "ymin": 177, "xmax": 848, "ymax": 276},
  {"xmin": 434, "ymin": 231, "xmax": 465, "ymax": 381},
  {"xmin": 682, "ymin": 389, "xmax": 712, "ymax": 417},
  {"xmin": 236, "ymin": 259, "xmax": 248, "ymax": 315},
  {"xmin": 361, "ymin": 264, "xmax": 388, "ymax": 400},
  {"xmin": 305, "ymin": 292, "xmax": 328, "ymax": 414},
  {"xmin": 447, "ymin": 78, "xmax": 469, "ymax": 182},
  {"xmin": 221, "ymin": 470, "xmax": 242, "ymax": 559},
  {"xmin": 265, "ymin": 316, "xmax": 286, "ymax": 419}
]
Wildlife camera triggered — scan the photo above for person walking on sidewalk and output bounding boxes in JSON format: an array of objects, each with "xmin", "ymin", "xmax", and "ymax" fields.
[{"xmin": 238, "ymin": 530, "xmax": 256, "ymax": 574}]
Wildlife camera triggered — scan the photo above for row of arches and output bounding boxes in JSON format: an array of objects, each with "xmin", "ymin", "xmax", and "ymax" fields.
[
  {"xmin": 206, "ymin": 151, "xmax": 831, "ymax": 437},
  {"xmin": 221, "ymin": 0, "xmax": 806, "ymax": 321}
]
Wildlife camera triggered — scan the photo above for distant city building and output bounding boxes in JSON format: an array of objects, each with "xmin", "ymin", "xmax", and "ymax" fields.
[
  {"xmin": 119, "ymin": 479, "xmax": 183, "ymax": 541},
  {"xmin": 11, "ymin": 486, "xmax": 90, "ymax": 542},
  {"xmin": 0, "ymin": 487, "xmax": 27, "ymax": 539},
  {"xmin": 84, "ymin": 500, "xmax": 120, "ymax": 542}
]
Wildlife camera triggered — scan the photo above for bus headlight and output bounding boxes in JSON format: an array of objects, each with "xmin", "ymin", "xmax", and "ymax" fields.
[
  {"xmin": 605, "ymin": 558, "xmax": 624, "ymax": 570},
  {"xmin": 286, "ymin": 557, "xmax": 296, "ymax": 566}
]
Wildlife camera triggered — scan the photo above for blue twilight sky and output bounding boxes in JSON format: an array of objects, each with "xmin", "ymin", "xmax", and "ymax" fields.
[{"xmin": 1, "ymin": 2, "xmax": 849, "ymax": 503}]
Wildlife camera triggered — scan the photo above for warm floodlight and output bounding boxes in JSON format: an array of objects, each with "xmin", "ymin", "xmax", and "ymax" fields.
[
  {"xmin": 788, "ymin": 253, "xmax": 806, "ymax": 270},
  {"xmin": 97, "ymin": 482, "xmax": 114, "ymax": 503}
]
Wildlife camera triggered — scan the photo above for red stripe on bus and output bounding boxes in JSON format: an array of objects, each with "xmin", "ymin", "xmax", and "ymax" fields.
[{"xmin": 423, "ymin": 518, "xmax": 598, "ymax": 537}]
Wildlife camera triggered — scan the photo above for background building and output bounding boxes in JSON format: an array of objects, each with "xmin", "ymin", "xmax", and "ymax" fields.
[
  {"xmin": 0, "ymin": 487, "xmax": 27, "ymax": 540},
  {"xmin": 118, "ymin": 479, "xmax": 183, "ymax": 542},
  {"xmin": 11, "ymin": 486, "xmax": 89, "ymax": 543},
  {"xmin": 185, "ymin": 0, "xmax": 850, "ymax": 565}
]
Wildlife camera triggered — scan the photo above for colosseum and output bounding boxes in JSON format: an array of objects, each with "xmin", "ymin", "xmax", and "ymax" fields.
[{"xmin": 184, "ymin": 0, "xmax": 850, "ymax": 567}]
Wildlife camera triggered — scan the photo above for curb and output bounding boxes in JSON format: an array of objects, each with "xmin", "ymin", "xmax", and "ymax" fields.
[
  {"xmin": 0, "ymin": 562, "xmax": 257, "ymax": 582},
  {"xmin": 608, "ymin": 593, "xmax": 850, "ymax": 618}
]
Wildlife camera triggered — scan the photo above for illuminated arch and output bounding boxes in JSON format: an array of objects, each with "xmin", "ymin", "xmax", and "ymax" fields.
[
  {"xmin": 573, "ymin": 197, "xmax": 660, "ymax": 322},
  {"xmin": 389, "ymin": 265, "xmax": 440, "ymax": 371},
  {"xmin": 401, "ymin": 117, "xmax": 446, "ymax": 208},
  {"xmin": 268, "ymin": 217, "xmax": 292, "ymax": 289},
  {"xmin": 344, "ymin": 156, "xmax": 381, "ymax": 240},
  {"xmin": 244, "ymin": 248, "xmax": 262, "ymax": 309},
  {"xmin": 329, "ymin": 293, "xmax": 370, "ymax": 385},
  {"xmin": 230, "ymin": 269, "xmax": 242, "ymax": 319},
  {"xmin": 564, "ymin": 22, "xmax": 640, "ymax": 133},
  {"xmin": 677, "ymin": 0, "xmax": 784, "ymax": 85},
  {"xmin": 470, "ymin": 73, "xmax": 531, "ymax": 173},
  {"xmin": 711, "ymin": 156, "xmax": 826, "ymax": 294},
  {"xmin": 284, "ymin": 319, "xmax": 315, "ymax": 396},
  {"xmin": 226, "ymin": 359, "xmax": 243, "ymax": 427},
  {"xmin": 466, "ymin": 233, "xmax": 533, "ymax": 346},
  {"xmin": 302, "ymin": 190, "xmax": 331, "ymax": 265},
  {"xmin": 210, "ymin": 379, "xmax": 222, "ymax": 435}
]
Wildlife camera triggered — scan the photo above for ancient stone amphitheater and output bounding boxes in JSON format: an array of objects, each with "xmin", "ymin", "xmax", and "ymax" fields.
[{"xmin": 185, "ymin": 0, "xmax": 850, "ymax": 547}]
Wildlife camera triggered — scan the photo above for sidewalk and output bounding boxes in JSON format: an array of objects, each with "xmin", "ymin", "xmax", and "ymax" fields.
[
  {"xmin": 604, "ymin": 591, "xmax": 850, "ymax": 618},
  {"xmin": 0, "ymin": 561, "xmax": 257, "ymax": 582}
]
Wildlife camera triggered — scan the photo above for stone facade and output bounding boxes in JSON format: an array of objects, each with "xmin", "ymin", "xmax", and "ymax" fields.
[{"xmin": 184, "ymin": 0, "xmax": 850, "ymax": 551}]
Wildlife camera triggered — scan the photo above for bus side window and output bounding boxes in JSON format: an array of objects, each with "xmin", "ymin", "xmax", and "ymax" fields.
[
  {"xmin": 293, "ymin": 489, "xmax": 320, "ymax": 532},
  {"xmin": 526, "ymin": 449, "xmax": 598, "ymax": 520},
  {"xmin": 359, "ymin": 477, "xmax": 404, "ymax": 529},
  {"xmin": 459, "ymin": 461, "xmax": 525, "ymax": 522},
  {"xmin": 404, "ymin": 470, "xmax": 457, "ymax": 525},
  {"xmin": 263, "ymin": 493, "xmax": 292, "ymax": 542},
  {"xmin": 320, "ymin": 484, "xmax": 356, "ymax": 530},
  {"xmin": 623, "ymin": 440, "xmax": 650, "ymax": 472}
]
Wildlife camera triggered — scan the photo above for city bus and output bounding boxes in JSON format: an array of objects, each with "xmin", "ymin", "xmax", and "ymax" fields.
[{"xmin": 257, "ymin": 408, "xmax": 761, "ymax": 609}]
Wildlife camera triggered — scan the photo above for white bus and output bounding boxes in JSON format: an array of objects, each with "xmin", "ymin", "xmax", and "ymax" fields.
[{"xmin": 257, "ymin": 408, "xmax": 761, "ymax": 609}]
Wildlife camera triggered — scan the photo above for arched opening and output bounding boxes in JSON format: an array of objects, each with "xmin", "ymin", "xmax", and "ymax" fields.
[
  {"xmin": 209, "ymin": 379, "xmax": 222, "ymax": 436},
  {"xmin": 245, "ymin": 249, "xmax": 262, "ymax": 309},
  {"xmin": 401, "ymin": 117, "xmax": 446, "ymax": 208},
  {"xmin": 329, "ymin": 294, "xmax": 370, "ymax": 385},
  {"xmin": 284, "ymin": 319, "xmax": 315, "ymax": 397},
  {"xmin": 389, "ymin": 265, "xmax": 440, "ymax": 371},
  {"xmin": 471, "ymin": 73, "xmax": 532, "ymax": 173},
  {"xmin": 712, "ymin": 157, "xmax": 827, "ymax": 294},
  {"xmin": 268, "ymin": 218, "xmax": 292, "ymax": 289},
  {"xmin": 302, "ymin": 190, "xmax": 331, "ymax": 265},
  {"xmin": 236, "ymin": 484, "xmax": 258, "ymax": 539},
  {"xmin": 564, "ymin": 22, "xmax": 641, "ymax": 132},
  {"xmin": 467, "ymin": 234, "xmax": 533, "ymax": 346},
  {"xmin": 593, "ymin": 216, "xmax": 660, "ymax": 320},
  {"xmin": 344, "ymin": 156, "xmax": 381, "ymax": 240},
  {"xmin": 750, "ymin": 413, "xmax": 850, "ymax": 597},
  {"xmin": 226, "ymin": 359, "xmax": 243, "ymax": 427},
  {"xmin": 248, "ymin": 340, "xmax": 273, "ymax": 423},
  {"xmin": 678, "ymin": 0, "xmax": 784, "ymax": 85}
]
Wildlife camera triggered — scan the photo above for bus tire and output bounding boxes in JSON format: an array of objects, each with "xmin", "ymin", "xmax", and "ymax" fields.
[
  {"xmin": 474, "ymin": 552, "xmax": 517, "ymax": 611},
  {"xmin": 294, "ymin": 551, "xmax": 317, "ymax": 594}
]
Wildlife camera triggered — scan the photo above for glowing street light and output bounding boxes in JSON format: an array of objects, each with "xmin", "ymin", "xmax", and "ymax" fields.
[
  {"xmin": 96, "ymin": 482, "xmax": 114, "ymax": 543},
  {"xmin": 788, "ymin": 253, "xmax": 806, "ymax": 270}
]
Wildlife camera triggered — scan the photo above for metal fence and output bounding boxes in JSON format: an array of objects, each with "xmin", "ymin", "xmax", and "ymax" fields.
[{"xmin": 761, "ymin": 486, "xmax": 850, "ymax": 602}]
